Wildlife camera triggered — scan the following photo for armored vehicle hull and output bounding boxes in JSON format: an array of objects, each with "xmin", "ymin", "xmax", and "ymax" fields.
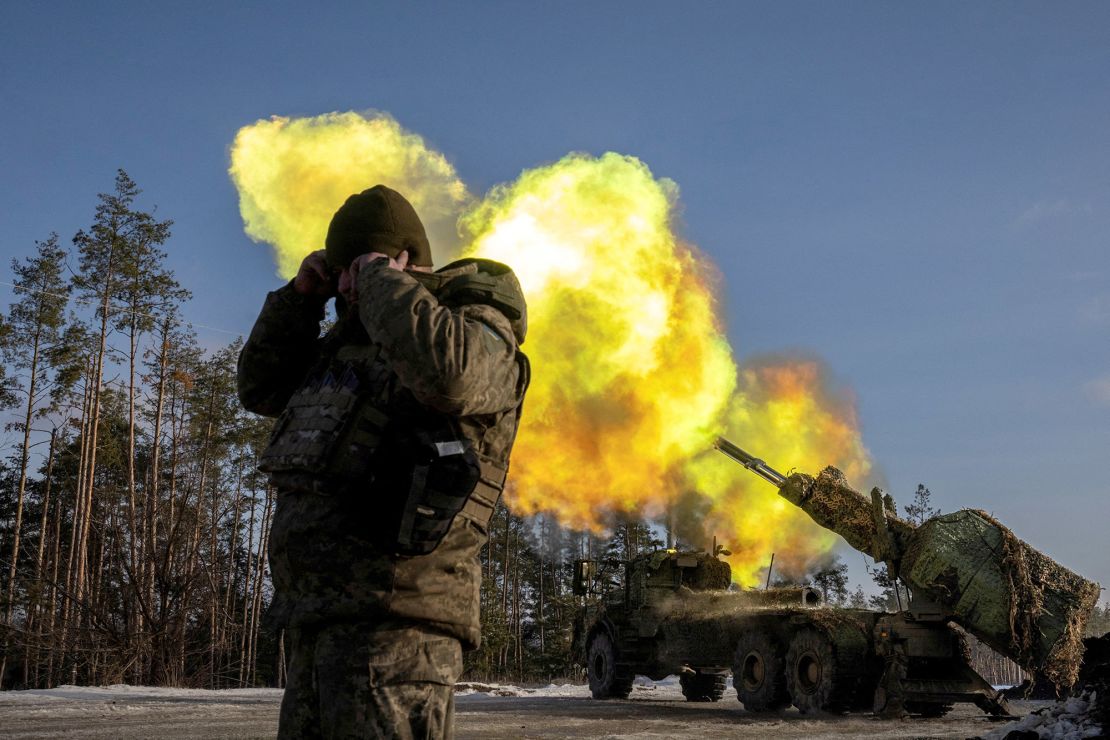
[{"xmin": 573, "ymin": 550, "xmax": 1006, "ymax": 715}]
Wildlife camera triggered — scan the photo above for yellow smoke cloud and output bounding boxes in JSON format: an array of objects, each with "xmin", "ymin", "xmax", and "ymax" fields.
[
  {"xmin": 229, "ymin": 111, "xmax": 470, "ymax": 277},
  {"xmin": 686, "ymin": 361, "xmax": 871, "ymax": 585},
  {"xmin": 461, "ymin": 152, "xmax": 736, "ymax": 517},
  {"xmin": 463, "ymin": 154, "xmax": 871, "ymax": 585},
  {"xmin": 229, "ymin": 113, "xmax": 873, "ymax": 583}
]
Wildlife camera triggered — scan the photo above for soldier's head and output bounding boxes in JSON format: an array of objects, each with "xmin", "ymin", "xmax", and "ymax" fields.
[{"xmin": 325, "ymin": 185, "xmax": 433, "ymax": 273}]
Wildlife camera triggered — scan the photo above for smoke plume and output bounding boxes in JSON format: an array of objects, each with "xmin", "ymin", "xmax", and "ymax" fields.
[
  {"xmin": 229, "ymin": 113, "xmax": 872, "ymax": 586},
  {"xmin": 229, "ymin": 111, "xmax": 470, "ymax": 276}
]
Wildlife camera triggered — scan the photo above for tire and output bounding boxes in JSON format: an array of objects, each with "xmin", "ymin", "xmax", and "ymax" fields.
[
  {"xmin": 733, "ymin": 631, "xmax": 789, "ymax": 712},
  {"xmin": 679, "ymin": 670, "xmax": 728, "ymax": 702},
  {"xmin": 587, "ymin": 631, "xmax": 633, "ymax": 699},
  {"xmin": 785, "ymin": 629, "xmax": 852, "ymax": 714}
]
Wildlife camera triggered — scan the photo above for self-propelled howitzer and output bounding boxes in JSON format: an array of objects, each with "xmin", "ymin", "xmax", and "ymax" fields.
[{"xmin": 714, "ymin": 437, "xmax": 1101, "ymax": 693}]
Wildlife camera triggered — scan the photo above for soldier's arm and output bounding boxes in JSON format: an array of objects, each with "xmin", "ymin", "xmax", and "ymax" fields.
[
  {"xmin": 356, "ymin": 260, "xmax": 524, "ymax": 416},
  {"xmin": 237, "ymin": 282, "xmax": 326, "ymax": 417}
]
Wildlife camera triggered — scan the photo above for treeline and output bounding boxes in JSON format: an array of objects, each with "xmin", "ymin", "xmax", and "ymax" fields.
[
  {"xmin": 0, "ymin": 170, "xmax": 651, "ymax": 690},
  {"xmin": 469, "ymin": 516, "xmax": 662, "ymax": 683},
  {"xmin": 0, "ymin": 171, "xmax": 277, "ymax": 689},
  {"xmin": 1, "ymin": 173, "xmax": 1105, "ymax": 692}
]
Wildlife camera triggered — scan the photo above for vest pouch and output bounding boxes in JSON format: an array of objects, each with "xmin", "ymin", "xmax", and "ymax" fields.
[
  {"xmin": 369, "ymin": 427, "xmax": 481, "ymax": 556},
  {"xmin": 259, "ymin": 365, "xmax": 387, "ymax": 488}
]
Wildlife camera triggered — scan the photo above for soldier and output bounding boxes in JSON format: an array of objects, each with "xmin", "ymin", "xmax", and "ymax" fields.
[{"xmin": 238, "ymin": 185, "xmax": 530, "ymax": 738}]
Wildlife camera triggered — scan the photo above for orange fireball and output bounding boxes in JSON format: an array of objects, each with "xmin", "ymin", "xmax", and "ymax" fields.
[{"xmin": 229, "ymin": 114, "xmax": 873, "ymax": 585}]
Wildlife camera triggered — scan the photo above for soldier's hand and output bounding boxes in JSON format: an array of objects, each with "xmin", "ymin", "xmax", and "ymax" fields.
[
  {"xmin": 352, "ymin": 249, "xmax": 409, "ymax": 276},
  {"xmin": 341, "ymin": 250, "xmax": 409, "ymax": 305},
  {"xmin": 293, "ymin": 250, "xmax": 336, "ymax": 298}
]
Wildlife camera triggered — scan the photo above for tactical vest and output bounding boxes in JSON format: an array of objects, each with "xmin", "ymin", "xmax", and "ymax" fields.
[{"xmin": 258, "ymin": 259, "xmax": 528, "ymax": 556}]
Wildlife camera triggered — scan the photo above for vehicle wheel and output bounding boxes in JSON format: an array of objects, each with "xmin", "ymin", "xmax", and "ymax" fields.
[
  {"xmin": 587, "ymin": 631, "xmax": 633, "ymax": 699},
  {"xmin": 905, "ymin": 701, "xmax": 953, "ymax": 717},
  {"xmin": 679, "ymin": 669, "xmax": 728, "ymax": 702},
  {"xmin": 785, "ymin": 629, "xmax": 852, "ymax": 714},
  {"xmin": 733, "ymin": 631, "xmax": 789, "ymax": 712}
]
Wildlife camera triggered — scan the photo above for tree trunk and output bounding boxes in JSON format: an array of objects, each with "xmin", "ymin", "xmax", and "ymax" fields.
[
  {"xmin": 237, "ymin": 485, "xmax": 258, "ymax": 687},
  {"xmin": 0, "ymin": 327, "xmax": 43, "ymax": 687},
  {"xmin": 60, "ymin": 357, "xmax": 95, "ymax": 682},
  {"xmin": 513, "ymin": 529, "xmax": 522, "ymax": 679},
  {"xmin": 143, "ymin": 320, "xmax": 171, "ymax": 684},
  {"xmin": 222, "ymin": 465, "xmax": 245, "ymax": 684},
  {"xmin": 538, "ymin": 520, "xmax": 545, "ymax": 658},
  {"xmin": 26, "ymin": 430, "xmax": 57, "ymax": 687},
  {"xmin": 72, "ymin": 246, "xmax": 115, "ymax": 644},
  {"xmin": 125, "ymin": 310, "xmax": 142, "ymax": 682},
  {"xmin": 45, "ymin": 495, "xmax": 63, "ymax": 687},
  {"xmin": 247, "ymin": 486, "xmax": 273, "ymax": 686}
]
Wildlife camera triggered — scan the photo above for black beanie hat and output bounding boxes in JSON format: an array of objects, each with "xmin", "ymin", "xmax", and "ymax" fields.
[{"xmin": 325, "ymin": 185, "xmax": 432, "ymax": 269}]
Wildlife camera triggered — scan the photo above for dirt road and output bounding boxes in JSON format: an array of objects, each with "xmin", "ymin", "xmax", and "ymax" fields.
[
  {"xmin": 455, "ymin": 686, "xmax": 1029, "ymax": 740},
  {"xmin": 0, "ymin": 682, "xmax": 1034, "ymax": 739}
]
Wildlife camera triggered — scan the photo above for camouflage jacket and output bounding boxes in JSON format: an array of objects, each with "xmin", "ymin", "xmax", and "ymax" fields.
[{"xmin": 238, "ymin": 258, "xmax": 529, "ymax": 648}]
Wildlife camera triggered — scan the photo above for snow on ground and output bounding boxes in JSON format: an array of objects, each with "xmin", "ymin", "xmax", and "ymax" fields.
[
  {"xmin": 0, "ymin": 682, "xmax": 284, "ymax": 739},
  {"xmin": 0, "ymin": 678, "xmax": 648, "ymax": 704},
  {"xmin": 0, "ymin": 684, "xmax": 283, "ymax": 703},
  {"xmin": 455, "ymin": 674, "xmax": 687, "ymax": 700},
  {"xmin": 0, "ymin": 679, "xmax": 604, "ymax": 705},
  {"xmin": 983, "ymin": 687, "xmax": 1103, "ymax": 740},
  {"xmin": 456, "ymin": 681, "xmax": 591, "ymax": 698},
  {"xmin": 0, "ymin": 677, "xmax": 1050, "ymax": 739}
]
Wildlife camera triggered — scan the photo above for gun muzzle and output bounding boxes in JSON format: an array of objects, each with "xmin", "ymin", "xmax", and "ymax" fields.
[{"xmin": 713, "ymin": 437, "xmax": 787, "ymax": 487}]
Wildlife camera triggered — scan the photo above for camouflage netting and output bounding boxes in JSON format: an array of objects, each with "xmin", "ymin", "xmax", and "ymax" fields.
[
  {"xmin": 900, "ymin": 510, "xmax": 1101, "ymax": 692},
  {"xmin": 781, "ymin": 468, "xmax": 1100, "ymax": 693},
  {"xmin": 683, "ymin": 558, "xmax": 731, "ymax": 591},
  {"xmin": 639, "ymin": 551, "xmax": 731, "ymax": 591},
  {"xmin": 780, "ymin": 467, "xmax": 914, "ymax": 558}
]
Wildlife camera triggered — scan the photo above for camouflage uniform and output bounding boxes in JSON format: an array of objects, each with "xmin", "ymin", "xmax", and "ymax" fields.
[
  {"xmin": 239, "ymin": 256, "xmax": 529, "ymax": 739},
  {"xmin": 280, "ymin": 623, "xmax": 461, "ymax": 739}
]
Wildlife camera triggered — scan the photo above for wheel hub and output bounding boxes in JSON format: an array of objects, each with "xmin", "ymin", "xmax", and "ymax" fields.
[
  {"xmin": 796, "ymin": 652, "xmax": 821, "ymax": 694},
  {"xmin": 742, "ymin": 653, "xmax": 765, "ymax": 690},
  {"xmin": 592, "ymin": 652, "xmax": 607, "ymax": 679}
]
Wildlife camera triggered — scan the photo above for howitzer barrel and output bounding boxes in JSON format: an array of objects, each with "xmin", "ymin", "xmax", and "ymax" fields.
[
  {"xmin": 712, "ymin": 437, "xmax": 787, "ymax": 487},
  {"xmin": 776, "ymin": 465, "xmax": 915, "ymax": 558},
  {"xmin": 715, "ymin": 437, "xmax": 1102, "ymax": 691}
]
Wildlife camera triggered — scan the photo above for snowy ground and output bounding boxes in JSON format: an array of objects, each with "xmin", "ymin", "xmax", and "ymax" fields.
[
  {"xmin": 0, "ymin": 684, "xmax": 283, "ymax": 739},
  {"xmin": 0, "ymin": 677, "xmax": 1044, "ymax": 739}
]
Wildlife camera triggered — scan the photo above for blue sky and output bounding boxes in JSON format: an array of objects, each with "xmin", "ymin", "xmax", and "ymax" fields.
[{"xmin": 1, "ymin": 2, "xmax": 1107, "ymax": 590}]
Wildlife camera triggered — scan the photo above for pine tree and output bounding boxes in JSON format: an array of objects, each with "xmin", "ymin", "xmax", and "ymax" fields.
[
  {"xmin": 0, "ymin": 317, "xmax": 18, "ymax": 411},
  {"xmin": 1085, "ymin": 601, "xmax": 1110, "ymax": 637},
  {"xmin": 904, "ymin": 483, "xmax": 939, "ymax": 525},
  {"xmin": 0, "ymin": 234, "xmax": 71, "ymax": 687},
  {"xmin": 0, "ymin": 173, "xmax": 302, "ymax": 689},
  {"xmin": 867, "ymin": 561, "xmax": 902, "ymax": 611},
  {"xmin": 109, "ymin": 192, "xmax": 182, "ymax": 672},
  {"xmin": 605, "ymin": 518, "xmax": 663, "ymax": 562},
  {"xmin": 65, "ymin": 170, "xmax": 175, "ymax": 682},
  {"xmin": 811, "ymin": 555, "xmax": 849, "ymax": 605}
]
